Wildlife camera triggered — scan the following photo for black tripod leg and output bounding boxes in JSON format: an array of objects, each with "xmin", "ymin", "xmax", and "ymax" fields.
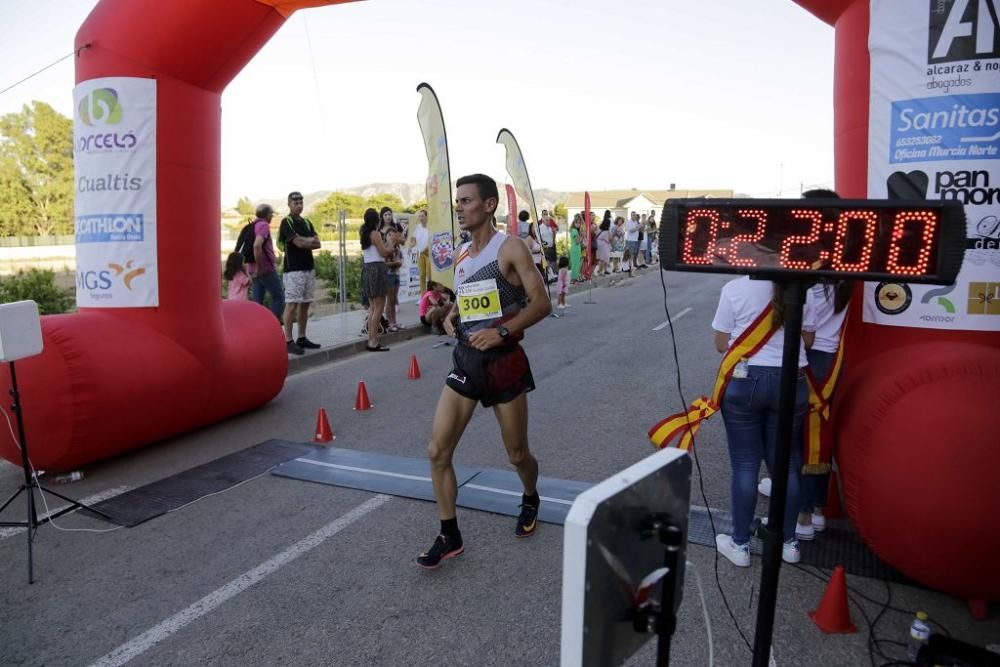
[
  {"xmin": 37, "ymin": 486, "xmax": 116, "ymax": 523},
  {"xmin": 0, "ymin": 485, "xmax": 24, "ymax": 514}
]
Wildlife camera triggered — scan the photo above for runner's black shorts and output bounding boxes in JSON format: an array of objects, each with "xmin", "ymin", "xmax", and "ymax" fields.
[{"xmin": 445, "ymin": 342, "xmax": 535, "ymax": 407}]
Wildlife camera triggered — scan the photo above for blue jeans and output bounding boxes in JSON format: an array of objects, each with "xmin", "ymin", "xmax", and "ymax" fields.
[
  {"xmin": 800, "ymin": 349, "xmax": 835, "ymax": 513},
  {"xmin": 721, "ymin": 366, "xmax": 808, "ymax": 544},
  {"xmin": 251, "ymin": 271, "xmax": 284, "ymax": 322}
]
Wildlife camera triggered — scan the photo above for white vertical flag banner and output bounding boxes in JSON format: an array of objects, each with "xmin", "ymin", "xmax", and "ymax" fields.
[
  {"xmin": 865, "ymin": 0, "xmax": 1000, "ymax": 331},
  {"xmin": 73, "ymin": 77, "xmax": 158, "ymax": 307}
]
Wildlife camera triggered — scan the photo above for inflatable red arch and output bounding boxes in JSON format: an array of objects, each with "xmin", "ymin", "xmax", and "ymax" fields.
[
  {"xmin": 796, "ymin": 0, "xmax": 1000, "ymax": 608},
  {"xmin": 0, "ymin": 0, "xmax": 996, "ymax": 605}
]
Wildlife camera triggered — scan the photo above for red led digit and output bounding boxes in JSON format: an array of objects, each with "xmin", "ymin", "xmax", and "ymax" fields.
[
  {"xmin": 886, "ymin": 210, "xmax": 937, "ymax": 276},
  {"xmin": 831, "ymin": 210, "xmax": 877, "ymax": 271},
  {"xmin": 727, "ymin": 209, "xmax": 766, "ymax": 267},
  {"xmin": 681, "ymin": 209, "xmax": 719, "ymax": 265},
  {"xmin": 779, "ymin": 209, "xmax": 822, "ymax": 269}
]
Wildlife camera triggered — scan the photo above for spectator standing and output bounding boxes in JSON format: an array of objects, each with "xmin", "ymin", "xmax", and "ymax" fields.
[
  {"xmin": 384, "ymin": 224, "xmax": 404, "ymax": 332},
  {"xmin": 624, "ymin": 212, "xmax": 640, "ymax": 267},
  {"xmin": 409, "ymin": 210, "xmax": 430, "ymax": 292},
  {"xmin": 538, "ymin": 209, "xmax": 557, "ymax": 281},
  {"xmin": 569, "ymin": 214, "xmax": 583, "ymax": 282},
  {"xmin": 224, "ymin": 252, "xmax": 250, "ymax": 300},
  {"xmin": 360, "ymin": 208, "xmax": 394, "ymax": 351},
  {"xmin": 636, "ymin": 213, "xmax": 650, "ymax": 269},
  {"xmin": 278, "ymin": 191, "xmax": 322, "ymax": 355},
  {"xmin": 555, "ymin": 256, "xmax": 570, "ymax": 309},
  {"xmin": 610, "ymin": 216, "xmax": 625, "ymax": 273},
  {"xmin": 250, "ymin": 204, "xmax": 285, "ymax": 322},
  {"xmin": 596, "ymin": 217, "xmax": 611, "ymax": 276}
]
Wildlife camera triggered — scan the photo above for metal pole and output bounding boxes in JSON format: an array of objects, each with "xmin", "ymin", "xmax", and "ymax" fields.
[
  {"xmin": 751, "ymin": 281, "xmax": 806, "ymax": 667},
  {"xmin": 8, "ymin": 361, "xmax": 37, "ymax": 583},
  {"xmin": 338, "ymin": 209, "xmax": 347, "ymax": 313}
]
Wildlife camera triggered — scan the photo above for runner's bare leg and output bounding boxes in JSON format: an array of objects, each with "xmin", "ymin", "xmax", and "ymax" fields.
[
  {"xmin": 428, "ymin": 386, "xmax": 478, "ymax": 520},
  {"xmin": 494, "ymin": 392, "xmax": 538, "ymax": 495}
]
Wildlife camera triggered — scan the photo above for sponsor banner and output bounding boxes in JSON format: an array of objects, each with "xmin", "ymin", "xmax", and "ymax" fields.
[
  {"xmin": 496, "ymin": 128, "xmax": 545, "ymax": 269},
  {"xmin": 395, "ymin": 214, "xmax": 419, "ymax": 303},
  {"xmin": 416, "ymin": 83, "xmax": 455, "ymax": 289},
  {"xmin": 73, "ymin": 77, "xmax": 157, "ymax": 307},
  {"xmin": 865, "ymin": 0, "xmax": 1000, "ymax": 331}
]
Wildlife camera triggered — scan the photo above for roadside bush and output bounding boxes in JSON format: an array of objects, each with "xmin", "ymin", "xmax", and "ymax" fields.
[
  {"xmin": 0, "ymin": 269, "xmax": 73, "ymax": 314},
  {"xmin": 314, "ymin": 251, "xmax": 363, "ymax": 303}
]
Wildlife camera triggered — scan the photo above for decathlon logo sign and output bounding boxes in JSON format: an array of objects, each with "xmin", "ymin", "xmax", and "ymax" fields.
[
  {"xmin": 890, "ymin": 93, "xmax": 1000, "ymax": 163},
  {"xmin": 75, "ymin": 213, "xmax": 145, "ymax": 243},
  {"xmin": 929, "ymin": 0, "xmax": 1000, "ymax": 64},
  {"xmin": 78, "ymin": 88, "xmax": 122, "ymax": 126}
]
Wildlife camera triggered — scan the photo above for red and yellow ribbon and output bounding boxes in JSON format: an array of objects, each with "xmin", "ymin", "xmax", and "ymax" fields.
[
  {"xmin": 648, "ymin": 305, "xmax": 777, "ymax": 451},
  {"xmin": 801, "ymin": 324, "xmax": 846, "ymax": 474}
]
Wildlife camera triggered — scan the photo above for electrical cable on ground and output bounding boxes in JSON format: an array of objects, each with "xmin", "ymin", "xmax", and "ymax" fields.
[{"xmin": 658, "ymin": 268, "xmax": 754, "ymax": 652}]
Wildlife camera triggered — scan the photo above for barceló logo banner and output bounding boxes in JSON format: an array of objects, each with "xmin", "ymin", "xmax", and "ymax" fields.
[{"xmin": 73, "ymin": 77, "xmax": 158, "ymax": 308}]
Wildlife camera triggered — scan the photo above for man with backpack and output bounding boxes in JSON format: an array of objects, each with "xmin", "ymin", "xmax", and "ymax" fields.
[
  {"xmin": 278, "ymin": 191, "xmax": 321, "ymax": 355},
  {"xmin": 237, "ymin": 204, "xmax": 285, "ymax": 324}
]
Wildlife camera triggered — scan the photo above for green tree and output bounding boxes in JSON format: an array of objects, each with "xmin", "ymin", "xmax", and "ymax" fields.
[
  {"xmin": 0, "ymin": 101, "xmax": 74, "ymax": 236},
  {"xmin": 235, "ymin": 196, "xmax": 255, "ymax": 217},
  {"xmin": 365, "ymin": 193, "xmax": 404, "ymax": 214},
  {"xmin": 403, "ymin": 198, "xmax": 427, "ymax": 214},
  {"xmin": 0, "ymin": 155, "xmax": 32, "ymax": 237},
  {"xmin": 311, "ymin": 191, "xmax": 366, "ymax": 222},
  {"xmin": 0, "ymin": 269, "xmax": 72, "ymax": 314},
  {"xmin": 552, "ymin": 202, "xmax": 568, "ymax": 222}
]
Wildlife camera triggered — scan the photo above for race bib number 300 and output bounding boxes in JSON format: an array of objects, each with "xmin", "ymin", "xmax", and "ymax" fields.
[{"xmin": 457, "ymin": 278, "xmax": 502, "ymax": 322}]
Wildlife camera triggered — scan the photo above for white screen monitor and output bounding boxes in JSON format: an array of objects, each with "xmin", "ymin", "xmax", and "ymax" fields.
[{"xmin": 0, "ymin": 300, "xmax": 44, "ymax": 362}]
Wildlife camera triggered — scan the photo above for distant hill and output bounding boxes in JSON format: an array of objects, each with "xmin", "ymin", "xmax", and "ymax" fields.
[{"xmin": 236, "ymin": 183, "xmax": 569, "ymax": 215}]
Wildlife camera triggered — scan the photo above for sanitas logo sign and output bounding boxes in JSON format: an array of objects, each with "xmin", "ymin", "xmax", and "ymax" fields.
[
  {"xmin": 928, "ymin": 0, "xmax": 1000, "ymax": 64},
  {"xmin": 890, "ymin": 93, "xmax": 1000, "ymax": 163},
  {"xmin": 78, "ymin": 88, "xmax": 121, "ymax": 126}
]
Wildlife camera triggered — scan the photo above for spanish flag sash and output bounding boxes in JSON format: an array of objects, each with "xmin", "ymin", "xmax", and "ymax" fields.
[
  {"xmin": 648, "ymin": 304, "xmax": 778, "ymax": 451},
  {"xmin": 801, "ymin": 323, "xmax": 847, "ymax": 474}
]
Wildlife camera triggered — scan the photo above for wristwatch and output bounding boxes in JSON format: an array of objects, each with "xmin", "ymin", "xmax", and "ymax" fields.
[{"xmin": 497, "ymin": 326, "xmax": 510, "ymax": 340}]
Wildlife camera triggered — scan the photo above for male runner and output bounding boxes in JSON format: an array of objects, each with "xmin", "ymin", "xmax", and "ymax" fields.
[{"xmin": 417, "ymin": 173, "xmax": 552, "ymax": 569}]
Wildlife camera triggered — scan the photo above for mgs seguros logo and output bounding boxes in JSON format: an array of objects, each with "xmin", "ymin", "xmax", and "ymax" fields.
[{"xmin": 928, "ymin": 0, "xmax": 1000, "ymax": 64}]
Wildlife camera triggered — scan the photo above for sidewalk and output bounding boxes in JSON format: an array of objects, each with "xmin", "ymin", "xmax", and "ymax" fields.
[{"xmin": 285, "ymin": 266, "xmax": 653, "ymax": 375}]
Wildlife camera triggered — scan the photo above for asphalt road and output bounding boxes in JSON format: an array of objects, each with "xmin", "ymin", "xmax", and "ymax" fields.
[{"xmin": 1, "ymin": 269, "xmax": 996, "ymax": 666}]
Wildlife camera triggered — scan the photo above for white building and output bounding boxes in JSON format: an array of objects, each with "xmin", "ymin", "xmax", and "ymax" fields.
[{"xmin": 565, "ymin": 187, "xmax": 735, "ymax": 225}]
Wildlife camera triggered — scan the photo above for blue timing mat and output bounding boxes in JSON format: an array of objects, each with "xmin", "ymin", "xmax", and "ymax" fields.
[{"xmin": 271, "ymin": 443, "xmax": 593, "ymax": 525}]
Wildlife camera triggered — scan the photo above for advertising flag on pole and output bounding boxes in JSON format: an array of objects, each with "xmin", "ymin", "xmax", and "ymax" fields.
[
  {"xmin": 496, "ymin": 128, "xmax": 541, "ymax": 253},
  {"xmin": 584, "ymin": 191, "xmax": 592, "ymax": 278},
  {"xmin": 505, "ymin": 184, "xmax": 518, "ymax": 236},
  {"xmin": 416, "ymin": 82, "xmax": 456, "ymax": 289}
]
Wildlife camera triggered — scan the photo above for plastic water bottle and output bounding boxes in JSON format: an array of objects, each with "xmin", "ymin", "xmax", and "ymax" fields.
[
  {"xmin": 907, "ymin": 611, "xmax": 930, "ymax": 661},
  {"xmin": 50, "ymin": 471, "xmax": 84, "ymax": 484}
]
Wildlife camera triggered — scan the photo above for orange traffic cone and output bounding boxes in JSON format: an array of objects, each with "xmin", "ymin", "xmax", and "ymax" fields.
[
  {"xmin": 809, "ymin": 565, "xmax": 857, "ymax": 633},
  {"xmin": 313, "ymin": 408, "xmax": 335, "ymax": 443},
  {"xmin": 825, "ymin": 470, "xmax": 845, "ymax": 519},
  {"xmin": 408, "ymin": 354, "xmax": 421, "ymax": 380},
  {"xmin": 354, "ymin": 380, "xmax": 372, "ymax": 411}
]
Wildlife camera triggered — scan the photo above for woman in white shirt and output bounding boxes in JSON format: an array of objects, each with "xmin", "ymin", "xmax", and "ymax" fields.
[
  {"xmin": 360, "ymin": 208, "xmax": 394, "ymax": 351},
  {"xmin": 712, "ymin": 277, "xmax": 817, "ymax": 567}
]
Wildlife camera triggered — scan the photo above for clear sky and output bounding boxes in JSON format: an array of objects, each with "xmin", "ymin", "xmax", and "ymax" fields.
[{"xmin": 0, "ymin": 0, "xmax": 836, "ymax": 206}]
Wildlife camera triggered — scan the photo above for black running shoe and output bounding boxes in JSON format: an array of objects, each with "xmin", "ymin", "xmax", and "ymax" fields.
[
  {"xmin": 296, "ymin": 337, "xmax": 321, "ymax": 349},
  {"xmin": 515, "ymin": 502, "xmax": 539, "ymax": 538},
  {"xmin": 286, "ymin": 340, "xmax": 305, "ymax": 356},
  {"xmin": 416, "ymin": 533, "xmax": 464, "ymax": 569}
]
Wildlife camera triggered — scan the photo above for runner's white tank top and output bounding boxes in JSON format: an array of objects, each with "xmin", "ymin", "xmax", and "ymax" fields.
[{"xmin": 454, "ymin": 232, "xmax": 525, "ymax": 341}]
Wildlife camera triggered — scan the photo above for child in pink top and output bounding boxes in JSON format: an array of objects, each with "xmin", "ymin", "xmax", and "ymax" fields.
[
  {"xmin": 418, "ymin": 280, "xmax": 448, "ymax": 333},
  {"xmin": 556, "ymin": 256, "xmax": 571, "ymax": 309},
  {"xmin": 224, "ymin": 252, "xmax": 251, "ymax": 300}
]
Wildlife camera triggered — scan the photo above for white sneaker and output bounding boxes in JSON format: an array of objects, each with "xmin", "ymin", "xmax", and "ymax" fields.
[
  {"xmin": 795, "ymin": 522, "xmax": 815, "ymax": 541},
  {"xmin": 716, "ymin": 534, "xmax": 751, "ymax": 568},
  {"xmin": 758, "ymin": 478, "xmax": 772, "ymax": 497},
  {"xmin": 811, "ymin": 513, "xmax": 826, "ymax": 532},
  {"xmin": 782, "ymin": 540, "xmax": 801, "ymax": 564}
]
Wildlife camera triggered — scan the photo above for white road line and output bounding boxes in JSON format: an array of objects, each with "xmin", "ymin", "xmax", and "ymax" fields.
[
  {"xmin": 653, "ymin": 306, "xmax": 693, "ymax": 331},
  {"xmin": 294, "ymin": 460, "xmax": 577, "ymax": 506},
  {"xmin": 85, "ymin": 494, "xmax": 390, "ymax": 667},
  {"xmin": 298, "ymin": 459, "xmax": 431, "ymax": 483},
  {"xmin": 0, "ymin": 485, "xmax": 131, "ymax": 540},
  {"xmin": 462, "ymin": 483, "xmax": 575, "ymax": 506}
]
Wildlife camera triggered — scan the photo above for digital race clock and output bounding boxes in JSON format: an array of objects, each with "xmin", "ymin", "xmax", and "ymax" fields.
[{"xmin": 659, "ymin": 199, "xmax": 965, "ymax": 284}]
